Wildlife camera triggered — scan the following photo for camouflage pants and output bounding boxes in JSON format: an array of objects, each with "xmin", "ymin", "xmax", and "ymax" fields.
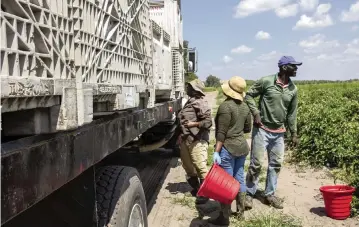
[{"xmin": 180, "ymin": 140, "xmax": 209, "ymax": 179}]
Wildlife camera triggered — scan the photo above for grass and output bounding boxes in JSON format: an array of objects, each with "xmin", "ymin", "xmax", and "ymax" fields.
[
  {"xmin": 216, "ymin": 87, "xmax": 225, "ymax": 105},
  {"xmin": 207, "ymin": 140, "xmax": 215, "ymax": 166},
  {"xmin": 230, "ymin": 210, "xmax": 302, "ymax": 227},
  {"xmin": 171, "ymin": 192, "xmax": 196, "ymax": 209},
  {"xmin": 172, "ymin": 194, "xmax": 303, "ymax": 227},
  {"xmin": 171, "ymin": 192, "xmax": 303, "ymax": 227},
  {"xmin": 203, "ymin": 86, "xmax": 218, "ymax": 92}
]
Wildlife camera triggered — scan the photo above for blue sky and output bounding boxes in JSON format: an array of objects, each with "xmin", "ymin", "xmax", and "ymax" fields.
[{"xmin": 181, "ymin": 0, "xmax": 359, "ymax": 81}]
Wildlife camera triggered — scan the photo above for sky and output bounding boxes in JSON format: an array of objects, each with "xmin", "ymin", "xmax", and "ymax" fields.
[{"xmin": 181, "ymin": 0, "xmax": 359, "ymax": 81}]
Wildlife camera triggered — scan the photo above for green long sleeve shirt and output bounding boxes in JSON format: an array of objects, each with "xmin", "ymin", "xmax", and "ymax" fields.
[
  {"xmin": 215, "ymin": 99, "xmax": 252, "ymax": 156},
  {"xmin": 244, "ymin": 74, "xmax": 298, "ymax": 135}
]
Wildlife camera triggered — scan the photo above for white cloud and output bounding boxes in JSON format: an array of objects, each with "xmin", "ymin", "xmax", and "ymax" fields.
[
  {"xmin": 316, "ymin": 53, "xmax": 341, "ymax": 61},
  {"xmin": 298, "ymin": 34, "xmax": 340, "ymax": 53},
  {"xmin": 293, "ymin": 3, "xmax": 334, "ymax": 29},
  {"xmin": 344, "ymin": 39, "xmax": 359, "ymax": 55},
  {"xmin": 275, "ymin": 4, "xmax": 298, "ymax": 18},
  {"xmin": 233, "ymin": 0, "xmax": 320, "ymax": 18},
  {"xmin": 222, "ymin": 55, "xmax": 233, "ymax": 63},
  {"xmin": 231, "ymin": 45, "xmax": 253, "ymax": 54},
  {"xmin": 352, "ymin": 25, "xmax": 359, "ymax": 32},
  {"xmin": 257, "ymin": 51, "xmax": 279, "ymax": 61},
  {"xmin": 255, "ymin": 31, "xmax": 272, "ymax": 40},
  {"xmin": 234, "ymin": 0, "xmax": 291, "ymax": 18},
  {"xmin": 316, "ymin": 4, "xmax": 332, "ymax": 15},
  {"xmin": 299, "ymin": 0, "xmax": 319, "ymax": 12},
  {"xmin": 340, "ymin": 1, "xmax": 359, "ymax": 22}
]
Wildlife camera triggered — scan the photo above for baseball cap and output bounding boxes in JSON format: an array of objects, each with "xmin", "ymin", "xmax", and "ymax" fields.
[{"xmin": 278, "ymin": 56, "xmax": 302, "ymax": 66}]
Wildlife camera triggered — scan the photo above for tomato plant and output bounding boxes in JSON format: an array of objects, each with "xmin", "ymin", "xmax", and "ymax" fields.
[{"xmin": 292, "ymin": 83, "xmax": 359, "ymax": 216}]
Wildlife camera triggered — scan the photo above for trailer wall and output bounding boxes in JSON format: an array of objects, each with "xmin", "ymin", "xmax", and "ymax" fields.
[{"xmin": 0, "ymin": 0, "xmax": 184, "ymax": 135}]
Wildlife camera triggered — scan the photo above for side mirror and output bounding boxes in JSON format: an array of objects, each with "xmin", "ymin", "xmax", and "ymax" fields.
[{"xmin": 188, "ymin": 48, "xmax": 198, "ymax": 73}]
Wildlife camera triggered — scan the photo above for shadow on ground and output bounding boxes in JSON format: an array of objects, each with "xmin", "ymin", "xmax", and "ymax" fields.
[
  {"xmin": 310, "ymin": 207, "xmax": 327, "ymax": 217},
  {"xmin": 166, "ymin": 182, "xmax": 193, "ymax": 194},
  {"xmin": 189, "ymin": 201, "xmax": 225, "ymax": 227}
]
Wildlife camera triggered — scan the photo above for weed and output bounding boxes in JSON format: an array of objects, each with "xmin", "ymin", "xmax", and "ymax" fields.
[
  {"xmin": 171, "ymin": 193, "xmax": 196, "ymax": 209},
  {"xmin": 230, "ymin": 210, "xmax": 302, "ymax": 227},
  {"xmin": 207, "ymin": 140, "xmax": 215, "ymax": 166},
  {"xmin": 203, "ymin": 87, "xmax": 217, "ymax": 92}
]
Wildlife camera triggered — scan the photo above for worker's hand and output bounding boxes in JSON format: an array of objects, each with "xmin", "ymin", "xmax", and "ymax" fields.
[
  {"xmin": 291, "ymin": 134, "xmax": 299, "ymax": 147},
  {"xmin": 184, "ymin": 121, "xmax": 198, "ymax": 128},
  {"xmin": 213, "ymin": 152, "xmax": 221, "ymax": 165},
  {"xmin": 253, "ymin": 114, "xmax": 263, "ymax": 127}
]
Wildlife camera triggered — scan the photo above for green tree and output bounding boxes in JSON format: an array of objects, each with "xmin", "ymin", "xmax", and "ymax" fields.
[
  {"xmin": 185, "ymin": 72, "xmax": 198, "ymax": 82},
  {"xmin": 205, "ymin": 75, "xmax": 221, "ymax": 87}
]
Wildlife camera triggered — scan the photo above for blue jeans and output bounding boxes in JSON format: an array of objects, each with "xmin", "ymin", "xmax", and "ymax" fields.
[
  {"xmin": 219, "ymin": 147, "xmax": 247, "ymax": 193},
  {"xmin": 246, "ymin": 127, "xmax": 285, "ymax": 197}
]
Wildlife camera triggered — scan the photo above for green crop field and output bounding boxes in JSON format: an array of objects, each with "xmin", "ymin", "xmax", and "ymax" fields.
[{"xmin": 294, "ymin": 81, "xmax": 359, "ymax": 215}]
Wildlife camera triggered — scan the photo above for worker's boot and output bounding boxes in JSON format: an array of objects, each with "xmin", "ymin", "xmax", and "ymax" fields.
[
  {"xmin": 245, "ymin": 193, "xmax": 253, "ymax": 209},
  {"xmin": 195, "ymin": 178, "xmax": 209, "ymax": 204},
  {"xmin": 208, "ymin": 203, "xmax": 230, "ymax": 226},
  {"xmin": 186, "ymin": 176, "xmax": 200, "ymax": 197},
  {"xmin": 265, "ymin": 194, "xmax": 284, "ymax": 209},
  {"xmin": 235, "ymin": 192, "xmax": 246, "ymax": 219}
]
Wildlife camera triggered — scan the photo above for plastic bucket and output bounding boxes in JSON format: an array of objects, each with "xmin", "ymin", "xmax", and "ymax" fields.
[
  {"xmin": 319, "ymin": 185, "xmax": 356, "ymax": 220},
  {"xmin": 197, "ymin": 164, "xmax": 240, "ymax": 204}
]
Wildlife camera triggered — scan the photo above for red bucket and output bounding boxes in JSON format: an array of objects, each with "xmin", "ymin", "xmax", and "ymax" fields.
[
  {"xmin": 319, "ymin": 185, "xmax": 356, "ymax": 220},
  {"xmin": 197, "ymin": 164, "xmax": 240, "ymax": 204}
]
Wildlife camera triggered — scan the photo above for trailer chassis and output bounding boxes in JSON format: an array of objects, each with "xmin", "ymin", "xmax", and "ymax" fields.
[{"xmin": 1, "ymin": 99, "xmax": 182, "ymax": 226}]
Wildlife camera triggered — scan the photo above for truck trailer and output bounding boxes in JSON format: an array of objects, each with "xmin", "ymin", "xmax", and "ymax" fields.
[{"xmin": 0, "ymin": 0, "xmax": 197, "ymax": 226}]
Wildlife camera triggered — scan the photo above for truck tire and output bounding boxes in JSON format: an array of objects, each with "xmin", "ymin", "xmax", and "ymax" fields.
[{"xmin": 96, "ymin": 166, "xmax": 148, "ymax": 227}]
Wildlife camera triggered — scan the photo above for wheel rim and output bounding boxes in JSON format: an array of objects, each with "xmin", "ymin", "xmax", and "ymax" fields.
[{"xmin": 128, "ymin": 203, "xmax": 144, "ymax": 227}]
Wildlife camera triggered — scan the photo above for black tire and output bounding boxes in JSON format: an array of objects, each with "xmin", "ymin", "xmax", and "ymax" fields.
[{"xmin": 95, "ymin": 166, "xmax": 148, "ymax": 227}]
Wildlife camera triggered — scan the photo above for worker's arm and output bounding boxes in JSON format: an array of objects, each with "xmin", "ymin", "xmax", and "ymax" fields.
[
  {"xmin": 243, "ymin": 110, "xmax": 252, "ymax": 133},
  {"xmin": 287, "ymin": 89, "xmax": 298, "ymax": 136},
  {"xmin": 244, "ymin": 78, "xmax": 264, "ymax": 117},
  {"xmin": 215, "ymin": 103, "xmax": 231, "ymax": 152},
  {"xmin": 191, "ymin": 99, "xmax": 212, "ymax": 129}
]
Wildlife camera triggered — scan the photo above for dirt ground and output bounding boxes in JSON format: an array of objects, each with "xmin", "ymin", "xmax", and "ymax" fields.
[{"xmin": 147, "ymin": 92, "xmax": 359, "ymax": 227}]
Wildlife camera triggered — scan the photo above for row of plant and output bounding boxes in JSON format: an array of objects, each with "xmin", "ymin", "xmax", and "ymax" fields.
[{"xmin": 292, "ymin": 82, "xmax": 359, "ymax": 216}]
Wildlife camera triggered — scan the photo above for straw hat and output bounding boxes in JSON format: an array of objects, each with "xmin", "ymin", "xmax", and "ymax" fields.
[
  {"xmin": 187, "ymin": 79, "xmax": 205, "ymax": 96},
  {"xmin": 221, "ymin": 76, "xmax": 246, "ymax": 101}
]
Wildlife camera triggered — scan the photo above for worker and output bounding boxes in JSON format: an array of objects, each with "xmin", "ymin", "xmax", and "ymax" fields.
[
  {"xmin": 208, "ymin": 76, "xmax": 252, "ymax": 225},
  {"xmin": 178, "ymin": 79, "xmax": 212, "ymax": 204},
  {"xmin": 245, "ymin": 56, "xmax": 301, "ymax": 209}
]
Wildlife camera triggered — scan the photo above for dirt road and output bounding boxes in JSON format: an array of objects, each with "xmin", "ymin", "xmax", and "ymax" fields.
[
  {"xmin": 147, "ymin": 153, "xmax": 359, "ymax": 227},
  {"xmin": 147, "ymin": 91, "xmax": 359, "ymax": 227}
]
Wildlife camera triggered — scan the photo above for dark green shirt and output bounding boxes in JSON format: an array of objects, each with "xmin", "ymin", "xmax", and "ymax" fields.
[
  {"xmin": 215, "ymin": 99, "xmax": 251, "ymax": 156},
  {"xmin": 245, "ymin": 73, "xmax": 298, "ymax": 134}
]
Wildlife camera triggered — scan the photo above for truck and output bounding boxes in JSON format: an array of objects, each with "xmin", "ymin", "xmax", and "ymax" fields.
[{"xmin": 0, "ymin": 0, "xmax": 198, "ymax": 226}]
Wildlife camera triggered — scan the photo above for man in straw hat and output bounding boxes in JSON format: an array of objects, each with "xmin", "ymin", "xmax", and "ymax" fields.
[
  {"xmin": 208, "ymin": 76, "xmax": 252, "ymax": 225},
  {"xmin": 245, "ymin": 56, "xmax": 302, "ymax": 209},
  {"xmin": 177, "ymin": 79, "xmax": 212, "ymax": 204}
]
